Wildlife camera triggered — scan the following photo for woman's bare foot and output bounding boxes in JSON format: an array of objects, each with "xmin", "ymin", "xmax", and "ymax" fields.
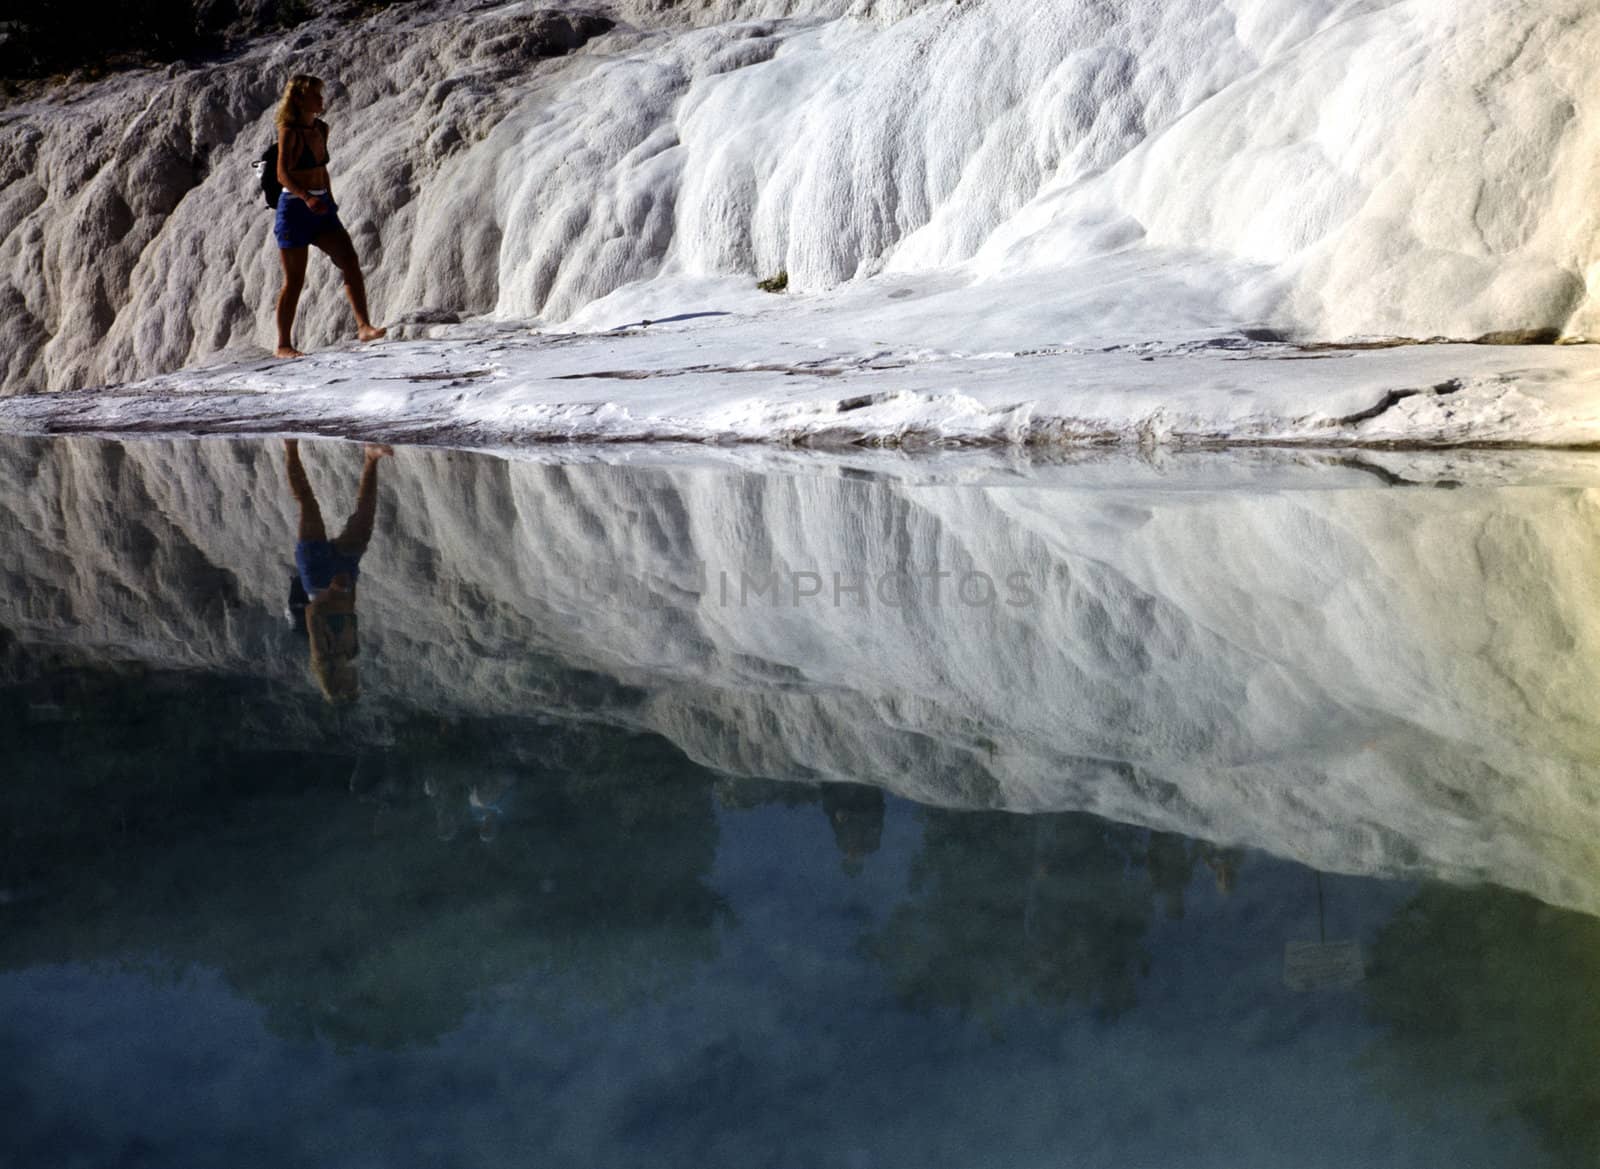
[
  {"xmin": 276, "ymin": 346, "xmax": 306, "ymax": 359},
  {"xmin": 364, "ymin": 443, "xmax": 395, "ymax": 459},
  {"xmin": 357, "ymin": 324, "xmax": 387, "ymax": 343}
]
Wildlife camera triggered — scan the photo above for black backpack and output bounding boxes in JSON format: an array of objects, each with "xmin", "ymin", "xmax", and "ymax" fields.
[
  {"xmin": 286, "ymin": 570, "xmax": 310, "ymax": 633},
  {"xmin": 253, "ymin": 142, "xmax": 281, "ymax": 210},
  {"xmin": 254, "ymin": 120, "xmax": 327, "ymax": 210}
]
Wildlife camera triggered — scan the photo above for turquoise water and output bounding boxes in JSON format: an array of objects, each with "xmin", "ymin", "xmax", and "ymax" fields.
[{"xmin": 2, "ymin": 435, "xmax": 1598, "ymax": 1168}]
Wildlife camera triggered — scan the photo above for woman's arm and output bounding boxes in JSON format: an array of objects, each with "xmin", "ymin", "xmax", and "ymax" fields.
[{"xmin": 276, "ymin": 125, "xmax": 299, "ymax": 193}]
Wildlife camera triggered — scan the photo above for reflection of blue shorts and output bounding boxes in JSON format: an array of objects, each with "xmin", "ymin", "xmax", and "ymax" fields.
[
  {"xmin": 295, "ymin": 540, "xmax": 362, "ymax": 593},
  {"xmin": 274, "ymin": 190, "xmax": 342, "ymax": 249}
]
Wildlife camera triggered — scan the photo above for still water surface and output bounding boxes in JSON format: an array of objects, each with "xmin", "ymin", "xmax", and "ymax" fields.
[{"xmin": 2, "ymin": 435, "xmax": 1598, "ymax": 1168}]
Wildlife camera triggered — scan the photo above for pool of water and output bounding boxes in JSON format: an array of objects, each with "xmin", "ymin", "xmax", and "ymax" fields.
[{"xmin": 2, "ymin": 435, "xmax": 1598, "ymax": 1168}]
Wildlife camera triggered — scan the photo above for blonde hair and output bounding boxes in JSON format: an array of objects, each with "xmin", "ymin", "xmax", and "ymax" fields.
[
  {"xmin": 308, "ymin": 636, "xmax": 359, "ymax": 704},
  {"xmin": 275, "ymin": 74, "xmax": 324, "ymax": 128},
  {"xmin": 305, "ymin": 606, "xmax": 359, "ymax": 704},
  {"xmin": 310, "ymin": 656, "xmax": 360, "ymax": 705}
]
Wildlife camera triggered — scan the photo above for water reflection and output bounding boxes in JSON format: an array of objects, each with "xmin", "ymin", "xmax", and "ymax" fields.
[
  {"xmin": 0, "ymin": 657, "xmax": 1592, "ymax": 1165},
  {"xmin": 5, "ymin": 434, "xmax": 1600, "ymax": 915},
  {"xmin": 1364, "ymin": 887, "xmax": 1600, "ymax": 1169},
  {"xmin": 5, "ymin": 434, "xmax": 1600, "ymax": 1166},
  {"xmin": 868, "ymin": 813, "xmax": 1167, "ymax": 1019},
  {"xmin": 714, "ymin": 778, "xmax": 886, "ymax": 875},
  {"xmin": 0, "ymin": 685, "xmax": 727, "ymax": 1048},
  {"xmin": 820, "ymin": 782, "xmax": 885, "ymax": 875},
  {"xmin": 348, "ymin": 716, "xmax": 524, "ymax": 843},
  {"xmin": 286, "ymin": 438, "xmax": 392, "ymax": 703}
]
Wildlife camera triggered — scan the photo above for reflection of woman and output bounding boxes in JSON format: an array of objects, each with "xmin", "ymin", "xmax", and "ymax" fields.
[
  {"xmin": 272, "ymin": 74, "xmax": 386, "ymax": 358},
  {"xmin": 286, "ymin": 438, "xmax": 392, "ymax": 702}
]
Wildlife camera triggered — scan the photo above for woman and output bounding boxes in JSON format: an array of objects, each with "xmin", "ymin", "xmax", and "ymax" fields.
[
  {"xmin": 273, "ymin": 74, "xmax": 386, "ymax": 358},
  {"xmin": 285, "ymin": 437, "xmax": 392, "ymax": 703}
]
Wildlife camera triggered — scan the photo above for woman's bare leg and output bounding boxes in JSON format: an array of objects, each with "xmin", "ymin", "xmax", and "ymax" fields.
[
  {"xmin": 285, "ymin": 439, "xmax": 327, "ymax": 543},
  {"xmin": 276, "ymin": 247, "xmax": 310, "ymax": 358},
  {"xmin": 334, "ymin": 444, "xmax": 393, "ymax": 555},
  {"xmin": 314, "ymin": 227, "xmax": 386, "ymax": 342}
]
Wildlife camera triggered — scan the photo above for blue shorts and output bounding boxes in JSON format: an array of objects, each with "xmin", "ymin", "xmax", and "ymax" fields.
[
  {"xmin": 295, "ymin": 539, "xmax": 363, "ymax": 593},
  {"xmin": 275, "ymin": 191, "xmax": 343, "ymax": 249}
]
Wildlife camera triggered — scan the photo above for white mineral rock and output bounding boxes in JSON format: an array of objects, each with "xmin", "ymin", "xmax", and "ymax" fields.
[{"xmin": 0, "ymin": 0, "xmax": 1593, "ymax": 396}]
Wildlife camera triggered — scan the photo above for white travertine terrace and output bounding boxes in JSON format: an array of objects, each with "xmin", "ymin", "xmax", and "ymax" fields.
[{"xmin": 0, "ymin": 0, "xmax": 1594, "ymax": 397}]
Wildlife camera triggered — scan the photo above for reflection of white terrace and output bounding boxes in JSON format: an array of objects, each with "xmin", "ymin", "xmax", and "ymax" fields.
[{"xmin": 4, "ymin": 435, "xmax": 1598, "ymax": 917}]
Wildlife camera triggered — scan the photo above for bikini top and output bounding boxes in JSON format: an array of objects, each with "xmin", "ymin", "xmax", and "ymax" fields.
[{"xmin": 285, "ymin": 120, "xmax": 330, "ymax": 171}]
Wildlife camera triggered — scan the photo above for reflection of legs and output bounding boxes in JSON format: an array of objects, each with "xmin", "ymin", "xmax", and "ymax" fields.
[
  {"xmin": 285, "ymin": 439, "xmax": 327, "ymax": 543},
  {"xmin": 313, "ymin": 226, "xmax": 386, "ymax": 341},
  {"xmin": 333, "ymin": 446, "xmax": 387, "ymax": 555}
]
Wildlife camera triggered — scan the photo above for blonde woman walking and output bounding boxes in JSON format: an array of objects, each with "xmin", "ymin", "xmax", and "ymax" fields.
[{"xmin": 272, "ymin": 74, "xmax": 386, "ymax": 358}]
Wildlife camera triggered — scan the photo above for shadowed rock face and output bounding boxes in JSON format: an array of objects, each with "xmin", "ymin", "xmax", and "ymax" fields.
[
  {"xmin": 0, "ymin": 0, "xmax": 354, "ymax": 81},
  {"xmin": 2, "ymin": 0, "xmax": 1595, "ymax": 395},
  {"xmin": 4, "ymin": 435, "xmax": 1600, "ymax": 917}
]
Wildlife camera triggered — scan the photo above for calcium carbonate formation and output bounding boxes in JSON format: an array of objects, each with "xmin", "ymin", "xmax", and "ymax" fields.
[{"xmin": 0, "ymin": 0, "xmax": 1595, "ymax": 395}]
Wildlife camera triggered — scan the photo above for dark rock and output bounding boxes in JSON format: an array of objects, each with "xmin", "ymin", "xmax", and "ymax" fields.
[
  {"xmin": 194, "ymin": 0, "xmax": 240, "ymax": 34},
  {"xmin": 1472, "ymin": 328, "xmax": 1561, "ymax": 346}
]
